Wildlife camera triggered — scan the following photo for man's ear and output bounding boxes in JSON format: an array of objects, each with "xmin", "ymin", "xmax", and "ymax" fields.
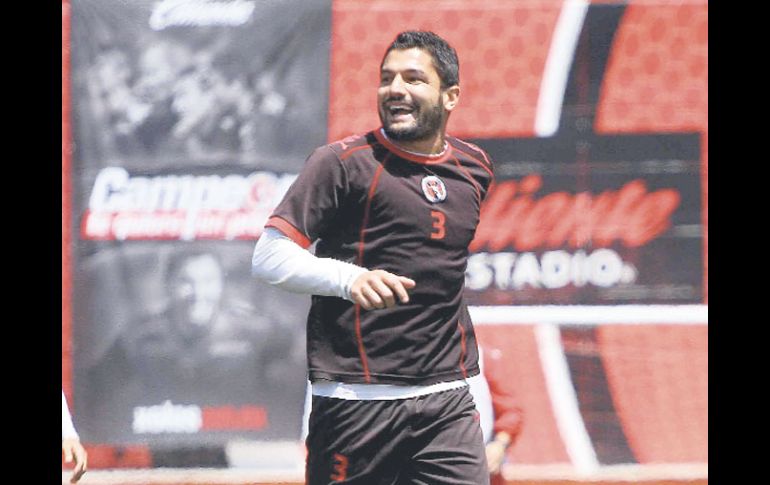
[{"xmin": 443, "ymin": 85, "xmax": 460, "ymax": 112}]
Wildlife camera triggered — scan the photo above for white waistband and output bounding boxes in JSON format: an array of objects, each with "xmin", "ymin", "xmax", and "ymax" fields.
[{"xmin": 311, "ymin": 379, "xmax": 468, "ymax": 400}]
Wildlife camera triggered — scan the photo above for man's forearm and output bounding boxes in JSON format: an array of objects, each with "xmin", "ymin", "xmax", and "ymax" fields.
[{"xmin": 251, "ymin": 227, "xmax": 367, "ymax": 301}]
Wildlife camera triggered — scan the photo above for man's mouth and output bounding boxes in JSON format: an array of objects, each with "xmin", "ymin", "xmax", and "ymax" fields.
[{"xmin": 386, "ymin": 104, "xmax": 416, "ymax": 122}]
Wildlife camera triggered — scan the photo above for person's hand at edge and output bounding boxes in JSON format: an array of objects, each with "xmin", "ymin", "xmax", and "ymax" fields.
[
  {"xmin": 486, "ymin": 431, "xmax": 512, "ymax": 474},
  {"xmin": 62, "ymin": 438, "xmax": 87, "ymax": 483}
]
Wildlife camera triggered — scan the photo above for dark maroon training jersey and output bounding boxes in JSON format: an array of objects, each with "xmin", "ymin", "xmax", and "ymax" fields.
[{"xmin": 266, "ymin": 129, "xmax": 495, "ymax": 386}]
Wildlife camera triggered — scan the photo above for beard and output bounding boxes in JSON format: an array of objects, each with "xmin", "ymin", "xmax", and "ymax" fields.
[{"xmin": 380, "ymin": 96, "xmax": 445, "ymax": 142}]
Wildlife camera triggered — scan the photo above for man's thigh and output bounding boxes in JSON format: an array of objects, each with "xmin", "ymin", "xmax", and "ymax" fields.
[
  {"xmin": 306, "ymin": 396, "xmax": 411, "ymax": 485},
  {"xmin": 399, "ymin": 387, "xmax": 490, "ymax": 485}
]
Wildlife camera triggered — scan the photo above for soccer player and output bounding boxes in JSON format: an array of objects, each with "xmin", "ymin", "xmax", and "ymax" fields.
[
  {"xmin": 252, "ymin": 31, "xmax": 495, "ymax": 484},
  {"xmin": 62, "ymin": 391, "xmax": 87, "ymax": 483}
]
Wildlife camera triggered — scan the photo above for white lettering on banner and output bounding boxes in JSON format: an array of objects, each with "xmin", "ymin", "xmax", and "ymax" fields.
[
  {"xmin": 83, "ymin": 167, "xmax": 296, "ymax": 241},
  {"xmin": 88, "ymin": 168, "xmax": 291, "ymax": 212},
  {"xmin": 112, "ymin": 212, "xmax": 187, "ymax": 241},
  {"xmin": 132, "ymin": 401, "xmax": 202, "ymax": 434},
  {"xmin": 465, "ymin": 249, "xmax": 638, "ymax": 291},
  {"xmin": 512, "ymin": 253, "xmax": 541, "ymax": 289},
  {"xmin": 150, "ymin": 0, "xmax": 256, "ymax": 30}
]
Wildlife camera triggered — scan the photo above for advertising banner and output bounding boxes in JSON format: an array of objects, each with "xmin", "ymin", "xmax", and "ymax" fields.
[
  {"xmin": 464, "ymin": 135, "xmax": 703, "ymax": 305},
  {"xmin": 459, "ymin": 2, "xmax": 705, "ymax": 305},
  {"xmin": 69, "ymin": 0, "xmax": 331, "ymax": 445}
]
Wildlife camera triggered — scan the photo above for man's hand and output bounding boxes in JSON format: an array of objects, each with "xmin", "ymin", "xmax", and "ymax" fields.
[
  {"xmin": 350, "ymin": 269, "xmax": 416, "ymax": 310},
  {"xmin": 486, "ymin": 432, "xmax": 512, "ymax": 474},
  {"xmin": 62, "ymin": 438, "xmax": 87, "ymax": 484}
]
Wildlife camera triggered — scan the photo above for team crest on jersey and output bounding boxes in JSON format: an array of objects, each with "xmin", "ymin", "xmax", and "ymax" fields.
[{"xmin": 421, "ymin": 176, "xmax": 447, "ymax": 203}]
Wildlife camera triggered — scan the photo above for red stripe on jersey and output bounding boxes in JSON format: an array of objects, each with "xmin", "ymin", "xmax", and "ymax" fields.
[
  {"xmin": 373, "ymin": 128, "xmax": 453, "ymax": 164},
  {"xmin": 353, "ymin": 304, "xmax": 370, "ymax": 382},
  {"xmin": 354, "ymin": 156, "xmax": 390, "ymax": 382},
  {"xmin": 451, "ymin": 155, "xmax": 482, "ymax": 205},
  {"xmin": 340, "ymin": 144, "xmax": 374, "ymax": 160},
  {"xmin": 457, "ymin": 322, "xmax": 468, "ymax": 378},
  {"xmin": 265, "ymin": 216, "xmax": 312, "ymax": 249},
  {"xmin": 452, "ymin": 147, "xmax": 495, "ymax": 180},
  {"xmin": 453, "ymin": 138, "xmax": 494, "ymax": 170},
  {"xmin": 357, "ymin": 158, "xmax": 389, "ymax": 263}
]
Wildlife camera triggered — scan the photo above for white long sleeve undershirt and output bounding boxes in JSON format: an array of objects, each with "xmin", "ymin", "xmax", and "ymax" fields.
[
  {"xmin": 62, "ymin": 391, "xmax": 79, "ymax": 440},
  {"xmin": 251, "ymin": 227, "xmax": 367, "ymax": 301}
]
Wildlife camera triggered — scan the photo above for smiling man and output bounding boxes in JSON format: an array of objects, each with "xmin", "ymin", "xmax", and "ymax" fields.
[
  {"xmin": 252, "ymin": 31, "xmax": 495, "ymax": 484},
  {"xmin": 378, "ymin": 43, "xmax": 456, "ymax": 151}
]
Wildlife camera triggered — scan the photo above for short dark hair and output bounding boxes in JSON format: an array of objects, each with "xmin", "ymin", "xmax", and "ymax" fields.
[{"xmin": 382, "ymin": 31, "xmax": 459, "ymax": 89}]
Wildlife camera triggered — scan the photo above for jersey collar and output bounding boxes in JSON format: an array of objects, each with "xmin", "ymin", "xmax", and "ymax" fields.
[{"xmin": 374, "ymin": 128, "xmax": 453, "ymax": 164}]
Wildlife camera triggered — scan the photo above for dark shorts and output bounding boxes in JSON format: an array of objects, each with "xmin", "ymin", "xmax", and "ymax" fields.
[{"xmin": 306, "ymin": 386, "xmax": 489, "ymax": 485}]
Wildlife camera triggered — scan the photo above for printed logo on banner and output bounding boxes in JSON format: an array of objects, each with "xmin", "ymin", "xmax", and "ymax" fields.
[
  {"xmin": 81, "ymin": 167, "xmax": 296, "ymax": 241},
  {"xmin": 150, "ymin": 0, "xmax": 256, "ymax": 30},
  {"xmin": 463, "ymin": 173, "xmax": 684, "ymax": 293},
  {"xmin": 463, "ymin": 167, "xmax": 700, "ymax": 303},
  {"xmin": 471, "ymin": 174, "xmax": 680, "ymax": 251},
  {"xmin": 132, "ymin": 401, "xmax": 268, "ymax": 434}
]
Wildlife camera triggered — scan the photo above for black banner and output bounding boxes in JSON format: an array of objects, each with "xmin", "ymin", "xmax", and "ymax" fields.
[
  {"xmin": 69, "ymin": 0, "xmax": 331, "ymax": 445},
  {"xmin": 465, "ymin": 156, "xmax": 703, "ymax": 305}
]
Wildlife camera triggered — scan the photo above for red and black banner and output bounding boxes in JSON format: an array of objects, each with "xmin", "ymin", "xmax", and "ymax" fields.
[{"xmin": 463, "ymin": 4, "xmax": 704, "ymax": 305}]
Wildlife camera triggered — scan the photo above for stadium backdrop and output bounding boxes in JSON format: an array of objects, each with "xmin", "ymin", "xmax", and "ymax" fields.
[{"xmin": 62, "ymin": 0, "xmax": 707, "ymax": 476}]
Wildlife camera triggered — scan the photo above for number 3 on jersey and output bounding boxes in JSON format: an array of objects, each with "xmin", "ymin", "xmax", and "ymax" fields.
[{"xmin": 430, "ymin": 210, "xmax": 446, "ymax": 240}]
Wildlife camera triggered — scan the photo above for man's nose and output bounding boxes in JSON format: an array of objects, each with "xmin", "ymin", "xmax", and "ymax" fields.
[{"xmin": 387, "ymin": 75, "xmax": 408, "ymax": 96}]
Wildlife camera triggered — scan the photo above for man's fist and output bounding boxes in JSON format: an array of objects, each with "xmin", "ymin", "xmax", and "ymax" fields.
[{"xmin": 350, "ymin": 269, "xmax": 416, "ymax": 310}]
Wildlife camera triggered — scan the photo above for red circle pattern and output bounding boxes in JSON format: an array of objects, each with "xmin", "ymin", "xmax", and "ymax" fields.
[
  {"xmin": 329, "ymin": 0, "xmax": 562, "ymax": 142},
  {"xmin": 596, "ymin": 3, "xmax": 708, "ymax": 134},
  {"xmin": 330, "ymin": 0, "xmax": 707, "ymax": 142}
]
